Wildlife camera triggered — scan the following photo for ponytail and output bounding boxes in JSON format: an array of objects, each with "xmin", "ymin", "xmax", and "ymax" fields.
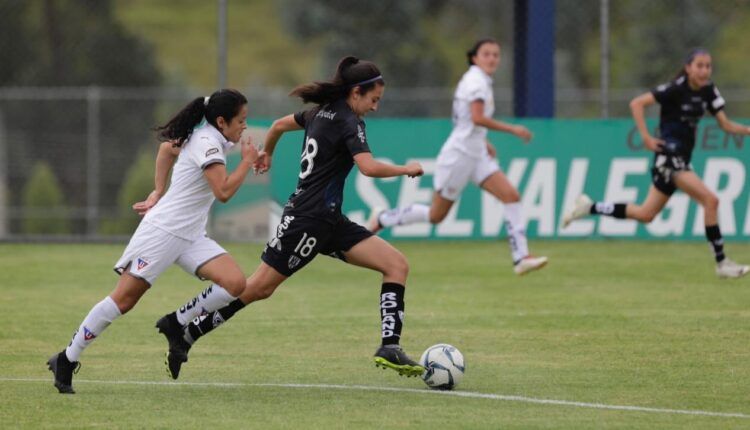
[
  {"xmin": 290, "ymin": 56, "xmax": 384, "ymax": 106},
  {"xmin": 155, "ymin": 89, "xmax": 247, "ymax": 146}
]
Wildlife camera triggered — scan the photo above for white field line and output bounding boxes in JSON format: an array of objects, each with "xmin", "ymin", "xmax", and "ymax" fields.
[{"xmin": 2, "ymin": 377, "xmax": 748, "ymax": 419}]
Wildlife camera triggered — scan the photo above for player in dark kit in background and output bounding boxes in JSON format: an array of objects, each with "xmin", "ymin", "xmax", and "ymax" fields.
[
  {"xmin": 564, "ymin": 49, "xmax": 750, "ymax": 278},
  {"xmin": 155, "ymin": 56, "xmax": 427, "ymax": 378}
]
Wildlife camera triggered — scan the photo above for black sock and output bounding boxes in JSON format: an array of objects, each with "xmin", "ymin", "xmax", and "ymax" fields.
[
  {"xmin": 705, "ymin": 225, "xmax": 725, "ymax": 263},
  {"xmin": 184, "ymin": 299, "xmax": 246, "ymax": 345},
  {"xmin": 380, "ymin": 283, "xmax": 405, "ymax": 346},
  {"xmin": 590, "ymin": 202, "xmax": 627, "ymax": 219}
]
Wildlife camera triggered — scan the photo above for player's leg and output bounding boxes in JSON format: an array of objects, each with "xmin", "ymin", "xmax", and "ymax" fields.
[
  {"xmin": 674, "ymin": 171, "xmax": 749, "ymax": 278},
  {"xmin": 337, "ymin": 230, "xmax": 423, "ymax": 377},
  {"xmin": 478, "ymin": 167, "xmax": 547, "ymax": 275},
  {"xmin": 564, "ymin": 186, "xmax": 670, "ymax": 226}
]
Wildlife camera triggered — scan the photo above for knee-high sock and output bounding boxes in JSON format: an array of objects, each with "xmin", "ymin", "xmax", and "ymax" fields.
[
  {"xmin": 705, "ymin": 225, "xmax": 726, "ymax": 263},
  {"xmin": 65, "ymin": 296, "xmax": 122, "ymax": 362},
  {"xmin": 378, "ymin": 204, "xmax": 430, "ymax": 228},
  {"xmin": 504, "ymin": 202, "xmax": 529, "ymax": 264},
  {"xmin": 183, "ymin": 299, "xmax": 246, "ymax": 345},
  {"xmin": 175, "ymin": 284, "xmax": 236, "ymax": 325},
  {"xmin": 590, "ymin": 202, "xmax": 627, "ymax": 218},
  {"xmin": 380, "ymin": 283, "xmax": 405, "ymax": 346}
]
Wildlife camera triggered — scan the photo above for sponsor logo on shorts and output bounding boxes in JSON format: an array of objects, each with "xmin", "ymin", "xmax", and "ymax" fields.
[
  {"xmin": 137, "ymin": 258, "xmax": 149, "ymax": 270},
  {"xmin": 288, "ymin": 255, "xmax": 302, "ymax": 270},
  {"xmin": 83, "ymin": 326, "xmax": 97, "ymax": 341},
  {"xmin": 205, "ymin": 147, "xmax": 219, "ymax": 157}
]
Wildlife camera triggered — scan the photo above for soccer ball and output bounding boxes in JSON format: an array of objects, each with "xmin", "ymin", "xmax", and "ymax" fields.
[{"xmin": 419, "ymin": 343, "xmax": 465, "ymax": 390}]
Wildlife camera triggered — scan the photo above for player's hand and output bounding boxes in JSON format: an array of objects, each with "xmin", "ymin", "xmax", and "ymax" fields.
[
  {"xmin": 486, "ymin": 142, "xmax": 497, "ymax": 158},
  {"xmin": 643, "ymin": 135, "xmax": 665, "ymax": 152},
  {"xmin": 404, "ymin": 162, "xmax": 424, "ymax": 178},
  {"xmin": 254, "ymin": 151, "xmax": 272, "ymax": 174},
  {"xmin": 240, "ymin": 133, "xmax": 259, "ymax": 163},
  {"xmin": 514, "ymin": 125, "xmax": 532, "ymax": 143},
  {"xmin": 132, "ymin": 190, "xmax": 161, "ymax": 216}
]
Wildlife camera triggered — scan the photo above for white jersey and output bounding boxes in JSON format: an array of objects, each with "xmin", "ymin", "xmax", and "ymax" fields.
[
  {"xmin": 441, "ymin": 65, "xmax": 495, "ymax": 158},
  {"xmin": 143, "ymin": 124, "xmax": 233, "ymax": 240}
]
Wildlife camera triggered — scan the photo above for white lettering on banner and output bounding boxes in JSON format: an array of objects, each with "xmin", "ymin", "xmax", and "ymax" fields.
[
  {"xmin": 692, "ymin": 158, "xmax": 745, "ymax": 235},
  {"xmin": 559, "ymin": 158, "xmax": 595, "ymax": 236},
  {"xmin": 393, "ymin": 159, "xmax": 435, "ymax": 237},
  {"xmin": 521, "ymin": 158, "xmax": 556, "ymax": 235},
  {"xmin": 436, "ymin": 198, "xmax": 474, "ymax": 236},
  {"xmin": 744, "ymin": 192, "xmax": 750, "ymax": 236},
  {"xmin": 481, "ymin": 159, "xmax": 527, "ymax": 236},
  {"xmin": 646, "ymin": 194, "xmax": 690, "ymax": 236},
  {"xmin": 599, "ymin": 158, "xmax": 649, "ymax": 235}
]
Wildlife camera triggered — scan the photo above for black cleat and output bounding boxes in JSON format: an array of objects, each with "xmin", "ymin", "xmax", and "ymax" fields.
[
  {"xmin": 47, "ymin": 351, "xmax": 80, "ymax": 394},
  {"xmin": 155, "ymin": 313, "xmax": 191, "ymax": 380},
  {"xmin": 373, "ymin": 345, "xmax": 424, "ymax": 377}
]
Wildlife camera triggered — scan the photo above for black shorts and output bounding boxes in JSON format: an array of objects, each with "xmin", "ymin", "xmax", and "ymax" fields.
[
  {"xmin": 651, "ymin": 152, "xmax": 692, "ymax": 196},
  {"xmin": 261, "ymin": 213, "xmax": 373, "ymax": 277}
]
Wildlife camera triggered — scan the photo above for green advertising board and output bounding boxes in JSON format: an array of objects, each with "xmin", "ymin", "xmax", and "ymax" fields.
[{"xmin": 248, "ymin": 118, "xmax": 750, "ymax": 241}]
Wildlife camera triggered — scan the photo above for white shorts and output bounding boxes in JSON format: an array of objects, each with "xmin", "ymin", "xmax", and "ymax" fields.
[
  {"xmin": 433, "ymin": 148, "xmax": 500, "ymax": 201},
  {"xmin": 114, "ymin": 222, "xmax": 227, "ymax": 285}
]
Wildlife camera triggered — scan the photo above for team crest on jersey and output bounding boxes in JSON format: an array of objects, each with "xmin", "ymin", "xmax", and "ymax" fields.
[
  {"xmin": 83, "ymin": 326, "xmax": 97, "ymax": 341},
  {"xmin": 137, "ymin": 258, "xmax": 149, "ymax": 270},
  {"xmin": 205, "ymin": 147, "xmax": 219, "ymax": 157},
  {"xmin": 288, "ymin": 255, "xmax": 302, "ymax": 270}
]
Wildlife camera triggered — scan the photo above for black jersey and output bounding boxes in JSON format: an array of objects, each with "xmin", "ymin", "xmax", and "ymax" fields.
[
  {"xmin": 284, "ymin": 99, "xmax": 371, "ymax": 223},
  {"xmin": 651, "ymin": 76, "xmax": 725, "ymax": 156}
]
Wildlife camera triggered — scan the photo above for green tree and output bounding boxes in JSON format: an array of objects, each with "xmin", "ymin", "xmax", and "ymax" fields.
[
  {"xmin": 21, "ymin": 161, "xmax": 70, "ymax": 234},
  {"xmin": 99, "ymin": 149, "xmax": 155, "ymax": 235}
]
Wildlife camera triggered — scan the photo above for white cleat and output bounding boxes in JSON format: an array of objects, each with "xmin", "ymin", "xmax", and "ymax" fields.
[
  {"xmin": 562, "ymin": 194, "xmax": 594, "ymax": 228},
  {"xmin": 366, "ymin": 206, "xmax": 385, "ymax": 234},
  {"xmin": 514, "ymin": 256, "xmax": 549, "ymax": 276},
  {"xmin": 715, "ymin": 258, "xmax": 750, "ymax": 279}
]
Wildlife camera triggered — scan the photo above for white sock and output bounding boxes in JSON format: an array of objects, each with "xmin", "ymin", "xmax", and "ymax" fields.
[
  {"xmin": 175, "ymin": 284, "xmax": 236, "ymax": 325},
  {"xmin": 65, "ymin": 296, "xmax": 121, "ymax": 362},
  {"xmin": 378, "ymin": 204, "xmax": 430, "ymax": 228},
  {"xmin": 504, "ymin": 202, "xmax": 529, "ymax": 264}
]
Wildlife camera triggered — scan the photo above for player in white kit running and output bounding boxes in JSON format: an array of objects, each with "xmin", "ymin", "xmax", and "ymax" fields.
[
  {"xmin": 369, "ymin": 39, "xmax": 548, "ymax": 275},
  {"xmin": 47, "ymin": 89, "xmax": 258, "ymax": 394}
]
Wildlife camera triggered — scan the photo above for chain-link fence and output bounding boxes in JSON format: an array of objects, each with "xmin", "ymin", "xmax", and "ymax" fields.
[{"xmin": 1, "ymin": 0, "xmax": 749, "ymax": 240}]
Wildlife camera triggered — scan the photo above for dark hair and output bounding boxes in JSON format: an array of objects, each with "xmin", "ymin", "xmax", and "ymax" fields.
[
  {"xmin": 154, "ymin": 88, "xmax": 247, "ymax": 146},
  {"xmin": 467, "ymin": 38, "xmax": 500, "ymax": 66},
  {"xmin": 673, "ymin": 48, "xmax": 711, "ymax": 80},
  {"xmin": 290, "ymin": 56, "xmax": 384, "ymax": 105}
]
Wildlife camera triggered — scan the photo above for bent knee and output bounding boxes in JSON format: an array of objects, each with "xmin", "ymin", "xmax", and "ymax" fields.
[
  {"xmin": 703, "ymin": 194, "xmax": 719, "ymax": 212},
  {"xmin": 429, "ymin": 211, "xmax": 447, "ymax": 224},
  {"xmin": 385, "ymin": 252, "xmax": 410, "ymax": 279},
  {"xmin": 220, "ymin": 275, "xmax": 246, "ymax": 297}
]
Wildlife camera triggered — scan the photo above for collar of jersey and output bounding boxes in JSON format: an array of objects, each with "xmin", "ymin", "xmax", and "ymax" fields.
[
  {"xmin": 469, "ymin": 65, "xmax": 493, "ymax": 85},
  {"xmin": 200, "ymin": 123, "xmax": 233, "ymax": 149}
]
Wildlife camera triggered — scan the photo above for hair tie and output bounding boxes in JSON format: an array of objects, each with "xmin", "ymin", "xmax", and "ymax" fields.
[
  {"xmin": 203, "ymin": 96, "xmax": 210, "ymax": 107},
  {"xmin": 349, "ymin": 75, "xmax": 383, "ymax": 88}
]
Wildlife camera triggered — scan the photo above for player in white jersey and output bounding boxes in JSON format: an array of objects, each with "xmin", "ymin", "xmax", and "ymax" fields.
[
  {"xmin": 47, "ymin": 89, "xmax": 258, "ymax": 394},
  {"xmin": 369, "ymin": 39, "xmax": 548, "ymax": 275}
]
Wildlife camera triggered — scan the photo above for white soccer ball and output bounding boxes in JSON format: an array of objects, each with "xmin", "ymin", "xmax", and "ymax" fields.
[{"xmin": 419, "ymin": 343, "xmax": 465, "ymax": 390}]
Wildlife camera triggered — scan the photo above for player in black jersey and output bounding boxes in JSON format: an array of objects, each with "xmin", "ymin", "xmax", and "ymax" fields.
[
  {"xmin": 564, "ymin": 49, "xmax": 750, "ymax": 278},
  {"xmin": 155, "ymin": 56, "xmax": 427, "ymax": 379}
]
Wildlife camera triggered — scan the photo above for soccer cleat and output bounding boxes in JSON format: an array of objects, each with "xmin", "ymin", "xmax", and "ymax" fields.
[
  {"xmin": 716, "ymin": 259, "xmax": 750, "ymax": 279},
  {"xmin": 514, "ymin": 255, "xmax": 549, "ymax": 276},
  {"xmin": 47, "ymin": 351, "xmax": 80, "ymax": 394},
  {"xmin": 373, "ymin": 345, "xmax": 424, "ymax": 377},
  {"xmin": 366, "ymin": 206, "xmax": 385, "ymax": 234},
  {"xmin": 155, "ymin": 313, "xmax": 191, "ymax": 380},
  {"xmin": 562, "ymin": 194, "xmax": 593, "ymax": 228}
]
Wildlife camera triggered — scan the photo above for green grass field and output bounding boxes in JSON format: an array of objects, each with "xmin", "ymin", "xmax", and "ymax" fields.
[{"xmin": 1, "ymin": 241, "xmax": 749, "ymax": 429}]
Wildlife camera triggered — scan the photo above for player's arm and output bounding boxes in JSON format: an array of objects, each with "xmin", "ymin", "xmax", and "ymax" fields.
[
  {"xmin": 354, "ymin": 152, "xmax": 423, "ymax": 178},
  {"xmin": 204, "ymin": 136, "xmax": 258, "ymax": 203},
  {"xmin": 629, "ymin": 92, "xmax": 664, "ymax": 152},
  {"xmin": 256, "ymin": 114, "xmax": 303, "ymax": 174},
  {"xmin": 470, "ymin": 101, "xmax": 532, "ymax": 143},
  {"xmin": 715, "ymin": 111, "xmax": 750, "ymax": 135},
  {"xmin": 133, "ymin": 141, "xmax": 181, "ymax": 215}
]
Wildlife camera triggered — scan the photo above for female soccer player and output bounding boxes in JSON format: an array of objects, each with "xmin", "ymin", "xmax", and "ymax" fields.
[
  {"xmin": 47, "ymin": 89, "xmax": 259, "ymax": 393},
  {"xmin": 155, "ymin": 57, "xmax": 426, "ymax": 379},
  {"xmin": 563, "ymin": 49, "xmax": 750, "ymax": 278},
  {"xmin": 367, "ymin": 39, "xmax": 548, "ymax": 275}
]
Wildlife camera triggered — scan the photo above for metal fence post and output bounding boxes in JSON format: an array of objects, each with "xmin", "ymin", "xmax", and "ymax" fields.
[
  {"xmin": 0, "ymin": 110, "xmax": 7, "ymax": 238},
  {"xmin": 86, "ymin": 86, "xmax": 101, "ymax": 236},
  {"xmin": 600, "ymin": 0, "xmax": 610, "ymax": 118},
  {"xmin": 217, "ymin": 0, "xmax": 228, "ymax": 89}
]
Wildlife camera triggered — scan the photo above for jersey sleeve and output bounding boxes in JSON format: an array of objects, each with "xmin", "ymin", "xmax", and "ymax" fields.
[
  {"xmin": 341, "ymin": 120, "xmax": 371, "ymax": 156},
  {"xmin": 651, "ymin": 81, "xmax": 679, "ymax": 105},
  {"xmin": 190, "ymin": 135, "xmax": 226, "ymax": 170},
  {"xmin": 293, "ymin": 108, "xmax": 320, "ymax": 128},
  {"xmin": 460, "ymin": 74, "xmax": 489, "ymax": 102},
  {"xmin": 705, "ymin": 84, "xmax": 726, "ymax": 115}
]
